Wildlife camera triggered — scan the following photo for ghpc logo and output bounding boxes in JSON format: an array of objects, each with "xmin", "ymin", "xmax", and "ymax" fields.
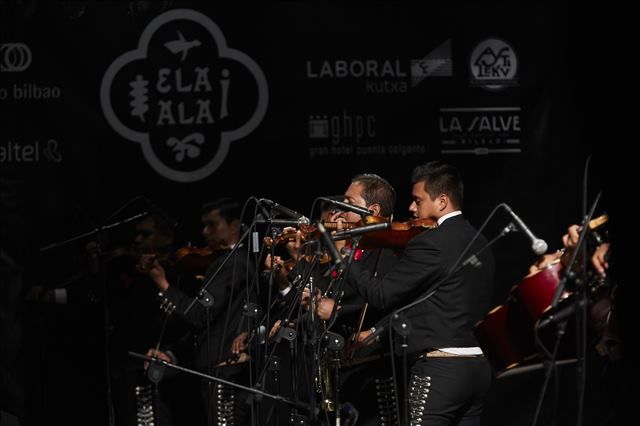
[{"xmin": 101, "ymin": 9, "xmax": 268, "ymax": 182}]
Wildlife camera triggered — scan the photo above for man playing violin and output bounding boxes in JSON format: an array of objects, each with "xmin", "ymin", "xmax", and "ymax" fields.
[
  {"xmin": 329, "ymin": 173, "xmax": 401, "ymax": 425},
  {"xmin": 139, "ymin": 198, "xmax": 256, "ymax": 426},
  {"xmin": 27, "ymin": 212, "xmax": 193, "ymax": 426},
  {"xmin": 345, "ymin": 161, "xmax": 495, "ymax": 426},
  {"xmin": 314, "ymin": 173, "xmax": 398, "ymax": 336},
  {"xmin": 267, "ymin": 173, "xmax": 399, "ymax": 424}
]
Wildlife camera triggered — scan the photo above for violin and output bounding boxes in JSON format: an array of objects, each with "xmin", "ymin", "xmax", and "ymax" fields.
[
  {"xmin": 358, "ymin": 217, "xmax": 437, "ymax": 252},
  {"xmin": 263, "ymin": 216, "xmax": 382, "ymax": 248},
  {"xmin": 169, "ymin": 244, "xmax": 226, "ymax": 274},
  {"xmin": 264, "ymin": 257, "xmax": 298, "ymax": 274},
  {"xmin": 263, "ymin": 221, "xmax": 361, "ymax": 248},
  {"xmin": 264, "ymin": 216, "xmax": 437, "ymax": 253}
]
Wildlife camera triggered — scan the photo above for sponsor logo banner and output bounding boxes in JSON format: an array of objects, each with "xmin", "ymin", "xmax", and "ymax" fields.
[
  {"xmin": 101, "ymin": 9, "xmax": 268, "ymax": 182},
  {"xmin": 439, "ymin": 107, "xmax": 522, "ymax": 155}
]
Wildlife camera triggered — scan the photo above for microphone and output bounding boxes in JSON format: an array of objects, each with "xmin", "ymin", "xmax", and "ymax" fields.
[
  {"xmin": 502, "ymin": 204, "xmax": 548, "ymax": 255},
  {"xmin": 317, "ymin": 222, "xmax": 342, "ymax": 269},
  {"xmin": 331, "ymin": 222, "xmax": 390, "ymax": 240},
  {"xmin": 260, "ymin": 199, "xmax": 309, "ymax": 224},
  {"xmin": 318, "ymin": 197, "xmax": 373, "ymax": 217},
  {"xmin": 537, "ymin": 299, "xmax": 586, "ymax": 328},
  {"xmin": 255, "ymin": 216, "xmax": 310, "ymax": 227}
]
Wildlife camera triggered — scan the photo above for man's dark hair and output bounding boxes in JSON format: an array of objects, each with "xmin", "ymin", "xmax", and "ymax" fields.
[
  {"xmin": 144, "ymin": 213, "xmax": 175, "ymax": 237},
  {"xmin": 411, "ymin": 161, "xmax": 464, "ymax": 209},
  {"xmin": 201, "ymin": 197, "xmax": 241, "ymax": 223},
  {"xmin": 351, "ymin": 173, "xmax": 396, "ymax": 217}
]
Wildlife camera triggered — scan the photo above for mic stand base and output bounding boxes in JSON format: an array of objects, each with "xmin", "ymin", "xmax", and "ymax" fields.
[{"xmin": 129, "ymin": 351, "xmax": 310, "ymax": 414}]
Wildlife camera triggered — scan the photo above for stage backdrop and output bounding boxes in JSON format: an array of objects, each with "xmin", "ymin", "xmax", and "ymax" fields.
[{"xmin": 1, "ymin": 1, "xmax": 600, "ymax": 425}]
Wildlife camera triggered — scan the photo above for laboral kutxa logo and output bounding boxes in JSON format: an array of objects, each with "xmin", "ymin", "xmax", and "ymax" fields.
[{"xmin": 101, "ymin": 9, "xmax": 268, "ymax": 182}]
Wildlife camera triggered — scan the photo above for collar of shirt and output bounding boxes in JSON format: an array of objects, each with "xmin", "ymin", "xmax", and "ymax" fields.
[{"xmin": 437, "ymin": 210, "xmax": 462, "ymax": 226}]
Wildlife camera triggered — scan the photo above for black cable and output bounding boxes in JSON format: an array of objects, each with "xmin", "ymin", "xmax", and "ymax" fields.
[
  {"xmin": 214, "ymin": 197, "xmax": 260, "ymax": 425},
  {"xmin": 252, "ymin": 241, "xmax": 317, "ymax": 385},
  {"xmin": 533, "ymin": 184, "xmax": 601, "ymax": 426},
  {"xmin": 576, "ymin": 154, "xmax": 591, "ymax": 426}
]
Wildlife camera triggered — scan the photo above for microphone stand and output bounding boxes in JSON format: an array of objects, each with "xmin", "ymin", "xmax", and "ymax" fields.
[
  {"xmin": 306, "ymin": 241, "xmax": 323, "ymax": 424},
  {"xmin": 316, "ymin": 234, "xmax": 361, "ymax": 424},
  {"xmin": 323, "ymin": 235, "xmax": 361, "ymax": 330},
  {"xmin": 258, "ymin": 202, "xmax": 288, "ymax": 377},
  {"xmin": 392, "ymin": 216, "xmax": 516, "ymax": 316},
  {"xmin": 531, "ymin": 191, "xmax": 601, "ymax": 426},
  {"xmin": 129, "ymin": 351, "xmax": 309, "ymax": 413},
  {"xmin": 250, "ymin": 262, "xmax": 316, "ymax": 423},
  {"xmin": 181, "ymin": 219, "xmax": 256, "ymax": 426},
  {"xmin": 250, "ymin": 204, "xmax": 282, "ymax": 426},
  {"xmin": 146, "ymin": 301, "xmax": 176, "ymax": 426},
  {"xmin": 183, "ymin": 224, "xmax": 255, "ymax": 316},
  {"xmin": 548, "ymin": 192, "xmax": 601, "ymax": 310},
  {"xmin": 39, "ymin": 209, "xmax": 150, "ymax": 426},
  {"xmin": 392, "ymin": 313, "xmax": 411, "ymax": 426},
  {"xmin": 39, "ymin": 211, "xmax": 149, "ymax": 252}
]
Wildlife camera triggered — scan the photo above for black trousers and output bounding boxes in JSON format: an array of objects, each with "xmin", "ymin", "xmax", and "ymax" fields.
[{"xmin": 409, "ymin": 356, "xmax": 492, "ymax": 426}]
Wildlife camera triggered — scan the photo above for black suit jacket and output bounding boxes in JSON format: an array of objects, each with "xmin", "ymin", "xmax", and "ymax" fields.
[
  {"xmin": 333, "ymin": 248, "xmax": 397, "ymax": 336},
  {"xmin": 347, "ymin": 214, "xmax": 494, "ymax": 356},
  {"xmin": 163, "ymin": 247, "xmax": 255, "ymax": 372}
]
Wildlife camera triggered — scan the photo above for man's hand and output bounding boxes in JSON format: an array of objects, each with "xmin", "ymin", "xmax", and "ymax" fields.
[
  {"xmin": 301, "ymin": 287, "xmax": 322, "ymax": 311},
  {"xmin": 137, "ymin": 254, "xmax": 169, "ymax": 291},
  {"xmin": 269, "ymin": 320, "xmax": 282, "ymax": 340},
  {"xmin": 144, "ymin": 348, "xmax": 173, "ymax": 370},
  {"xmin": 316, "ymin": 297, "xmax": 339, "ymax": 320},
  {"xmin": 283, "ymin": 227, "xmax": 303, "ymax": 260},
  {"xmin": 265, "ymin": 254, "xmax": 291, "ymax": 290},
  {"xmin": 562, "ymin": 224, "xmax": 581, "ymax": 250},
  {"xmin": 231, "ymin": 331, "xmax": 249, "ymax": 355},
  {"xmin": 591, "ymin": 242, "xmax": 610, "ymax": 278}
]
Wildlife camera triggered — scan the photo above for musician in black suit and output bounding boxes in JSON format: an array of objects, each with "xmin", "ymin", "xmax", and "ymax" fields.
[
  {"xmin": 266, "ymin": 174, "xmax": 400, "ymax": 424},
  {"xmin": 347, "ymin": 161, "xmax": 495, "ymax": 426},
  {"xmin": 140, "ymin": 198, "xmax": 256, "ymax": 426},
  {"xmin": 315, "ymin": 174, "xmax": 399, "ymax": 425}
]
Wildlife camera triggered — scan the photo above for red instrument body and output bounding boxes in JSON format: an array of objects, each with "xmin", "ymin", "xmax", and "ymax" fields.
[
  {"xmin": 475, "ymin": 215, "xmax": 609, "ymax": 374},
  {"xmin": 513, "ymin": 261, "xmax": 565, "ymax": 325},
  {"xmin": 474, "ymin": 262, "xmax": 573, "ymax": 373}
]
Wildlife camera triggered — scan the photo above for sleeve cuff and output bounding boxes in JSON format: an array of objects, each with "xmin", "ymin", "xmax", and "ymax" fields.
[{"xmin": 279, "ymin": 284, "xmax": 292, "ymax": 297}]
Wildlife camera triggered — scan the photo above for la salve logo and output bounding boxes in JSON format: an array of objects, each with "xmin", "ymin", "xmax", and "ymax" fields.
[{"xmin": 101, "ymin": 9, "xmax": 268, "ymax": 182}]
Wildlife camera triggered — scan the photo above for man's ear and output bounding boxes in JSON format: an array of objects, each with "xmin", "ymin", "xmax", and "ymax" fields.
[
  {"xmin": 438, "ymin": 194, "xmax": 448, "ymax": 212},
  {"xmin": 368, "ymin": 203, "xmax": 381, "ymax": 217}
]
